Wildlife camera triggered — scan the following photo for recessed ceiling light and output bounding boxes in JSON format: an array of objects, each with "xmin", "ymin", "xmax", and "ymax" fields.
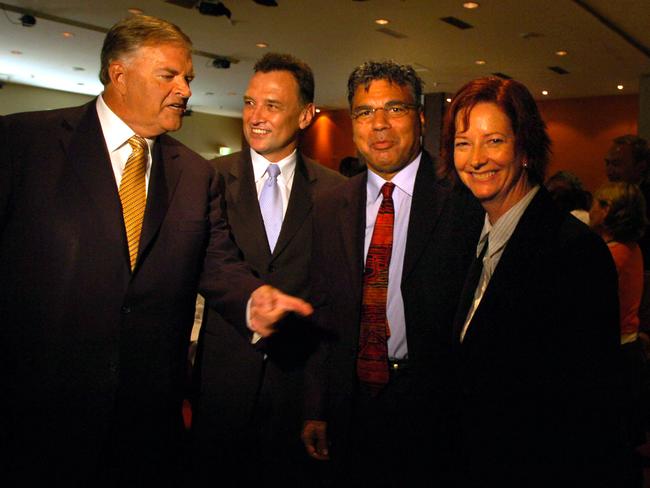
[
  {"xmin": 128, "ymin": 7, "xmax": 144, "ymax": 15},
  {"xmin": 315, "ymin": 108, "xmax": 321, "ymax": 113},
  {"xmin": 555, "ymin": 50, "xmax": 568, "ymax": 56},
  {"xmin": 463, "ymin": 2, "xmax": 480, "ymax": 8},
  {"xmin": 542, "ymin": 90, "xmax": 549, "ymax": 96},
  {"xmin": 375, "ymin": 19, "xmax": 390, "ymax": 25},
  {"xmin": 475, "ymin": 59, "xmax": 486, "ymax": 65},
  {"xmin": 10, "ymin": 50, "xmax": 22, "ymax": 55},
  {"xmin": 617, "ymin": 84, "xmax": 624, "ymax": 90},
  {"xmin": 62, "ymin": 32, "xmax": 74, "ymax": 38},
  {"xmin": 256, "ymin": 42, "xmax": 269, "ymax": 48},
  {"xmin": 446, "ymin": 97, "xmax": 452, "ymax": 103}
]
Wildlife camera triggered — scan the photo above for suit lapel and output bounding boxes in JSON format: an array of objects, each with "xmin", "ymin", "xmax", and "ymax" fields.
[
  {"xmin": 272, "ymin": 154, "xmax": 312, "ymax": 258},
  {"xmin": 339, "ymin": 173, "xmax": 367, "ymax": 299},
  {"xmin": 65, "ymin": 102, "xmax": 127, "ymax": 260},
  {"xmin": 226, "ymin": 151, "xmax": 271, "ymax": 257},
  {"xmin": 138, "ymin": 134, "xmax": 183, "ymax": 268},
  {"xmin": 402, "ymin": 153, "xmax": 451, "ymax": 282}
]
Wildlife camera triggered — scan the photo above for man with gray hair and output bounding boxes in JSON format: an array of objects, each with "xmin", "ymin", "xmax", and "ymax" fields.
[
  {"xmin": 301, "ymin": 60, "xmax": 482, "ymax": 485},
  {"xmin": 0, "ymin": 15, "xmax": 310, "ymax": 487}
]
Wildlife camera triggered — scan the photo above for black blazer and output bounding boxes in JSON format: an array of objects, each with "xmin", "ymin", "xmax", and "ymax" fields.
[
  {"xmin": 305, "ymin": 152, "xmax": 483, "ymax": 468},
  {"xmin": 190, "ymin": 151, "xmax": 344, "ymax": 460},
  {"xmin": 452, "ymin": 188, "xmax": 622, "ymax": 487},
  {"xmin": 0, "ymin": 102, "xmax": 260, "ymax": 486}
]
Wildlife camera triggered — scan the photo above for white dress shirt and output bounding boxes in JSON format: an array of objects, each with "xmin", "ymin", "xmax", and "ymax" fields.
[
  {"xmin": 95, "ymin": 95, "xmax": 154, "ymax": 194},
  {"xmin": 250, "ymin": 148, "xmax": 297, "ymax": 218}
]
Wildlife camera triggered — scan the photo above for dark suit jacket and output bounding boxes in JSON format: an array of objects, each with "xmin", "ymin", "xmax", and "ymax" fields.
[
  {"xmin": 0, "ymin": 102, "xmax": 260, "ymax": 486},
  {"xmin": 305, "ymin": 152, "xmax": 483, "ymax": 478},
  {"xmin": 190, "ymin": 150, "xmax": 343, "ymax": 480},
  {"xmin": 452, "ymin": 188, "xmax": 622, "ymax": 487}
]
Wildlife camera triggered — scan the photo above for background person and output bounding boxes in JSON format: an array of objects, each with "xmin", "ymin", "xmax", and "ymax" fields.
[{"xmin": 590, "ymin": 181, "xmax": 649, "ymax": 488}]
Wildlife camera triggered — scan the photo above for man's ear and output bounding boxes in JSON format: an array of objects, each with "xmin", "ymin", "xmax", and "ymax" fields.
[
  {"xmin": 108, "ymin": 61, "xmax": 128, "ymax": 95},
  {"xmin": 299, "ymin": 103, "xmax": 316, "ymax": 130}
]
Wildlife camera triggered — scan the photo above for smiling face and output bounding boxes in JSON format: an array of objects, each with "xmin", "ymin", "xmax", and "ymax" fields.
[
  {"xmin": 242, "ymin": 70, "xmax": 314, "ymax": 162},
  {"xmin": 104, "ymin": 42, "xmax": 194, "ymax": 138},
  {"xmin": 454, "ymin": 102, "xmax": 532, "ymax": 223},
  {"xmin": 351, "ymin": 79, "xmax": 423, "ymax": 180}
]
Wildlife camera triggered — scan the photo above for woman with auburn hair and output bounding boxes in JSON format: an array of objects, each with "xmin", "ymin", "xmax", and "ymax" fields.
[{"xmin": 442, "ymin": 76, "xmax": 622, "ymax": 487}]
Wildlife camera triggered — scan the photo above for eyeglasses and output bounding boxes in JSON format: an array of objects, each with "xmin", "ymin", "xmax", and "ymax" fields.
[{"xmin": 350, "ymin": 102, "xmax": 419, "ymax": 122}]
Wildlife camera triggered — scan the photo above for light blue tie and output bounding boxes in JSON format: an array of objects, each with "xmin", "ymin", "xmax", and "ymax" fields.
[{"xmin": 259, "ymin": 163, "xmax": 282, "ymax": 252}]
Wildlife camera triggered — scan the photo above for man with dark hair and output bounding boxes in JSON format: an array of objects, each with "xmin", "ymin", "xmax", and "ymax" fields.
[
  {"xmin": 605, "ymin": 134, "xmax": 650, "ymax": 268},
  {"xmin": 301, "ymin": 60, "xmax": 483, "ymax": 486},
  {"xmin": 0, "ymin": 17, "xmax": 310, "ymax": 487},
  {"xmin": 189, "ymin": 52, "xmax": 343, "ymax": 485}
]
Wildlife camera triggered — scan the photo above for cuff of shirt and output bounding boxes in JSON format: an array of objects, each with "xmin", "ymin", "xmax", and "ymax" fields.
[{"xmin": 246, "ymin": 297, "xmax": 262, "ymax": 344}]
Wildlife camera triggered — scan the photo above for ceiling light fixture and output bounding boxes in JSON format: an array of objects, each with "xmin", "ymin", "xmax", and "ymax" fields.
[
  {"xmin": 62, "ymin": 32, "xmax": 74, "ymax": 38},
  {"xmin": 446, "ymin": 97, "xmax": 452, "ymax": 103},
  {"xmin": 128, "ymin": 8, "xmax": 144, "ymax": 15},
  {"xmin": 463, "ymin": 2, "xmax": 480, "ymax": 9},
  {"xmin": 315, "ymin": 108, "xmax": 321, "ymax": 113},
  {"xmin": 256, "ymin": 42, "xmax": 269, "ymax": 48},
  {"xmin": 475, "ymin": 59, "xmax": 486, "ymax": 65},
  {"xmin": 375, "ymin": 19, "xmax": 390, "ymax": 25},
  {"xmin": 542, "ymin": 90, "xmax": 549, "ymax": 96},
  {"xmin": 20, "ymin": 14, "xmax": 36, "ymax": 27},
  {"xmin": 555, "ymin": 50, "xmax": 568, "ymax": 56},
  {"xmin": 617, "ymin": 84, "xmax": 624, "ymax": 90}
]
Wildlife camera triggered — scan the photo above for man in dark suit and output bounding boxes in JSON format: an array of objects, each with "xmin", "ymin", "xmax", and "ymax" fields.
[
  {"xmin": 0, "ymin": 16, "xmax": 309, "ymax": 487},
  {"xmin": 301, "ymin": 61, "xmax": 483, "ymax": 486},
  {"xmin": 190, "ymin": 53, "xmax": 344, "ymax": 485}
]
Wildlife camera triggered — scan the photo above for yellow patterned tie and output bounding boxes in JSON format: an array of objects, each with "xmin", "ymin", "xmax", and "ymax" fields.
[{"xmin": 119, "ymin": 135, "xmax": 148, "ymax": 271}]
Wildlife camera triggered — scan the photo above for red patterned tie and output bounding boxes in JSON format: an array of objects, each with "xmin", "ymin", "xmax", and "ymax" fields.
[{"xmin": 357, "ymin": 182, "xmax": 395, "ymax": 395}]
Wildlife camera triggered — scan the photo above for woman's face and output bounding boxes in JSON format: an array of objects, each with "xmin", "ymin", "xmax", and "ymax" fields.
[{"xmin": 454, "ymin": 102, "xmax": 531, "ymax": 222}]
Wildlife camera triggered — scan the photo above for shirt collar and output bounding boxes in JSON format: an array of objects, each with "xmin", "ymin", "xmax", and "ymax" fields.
[
  {"xmin": 478, "ymin": 185, "xmax": 540, "ymax": 258},
  {"xmin": 96, "ymin": 95, "xmax": 154, "ymax": 154},
  {"xmin": 366, "ymin": 151, "xmax": 422, "ymax": 203},
  {"xmin": 251, "ymin": 148, "xmax": 297, "ymax": 182}
]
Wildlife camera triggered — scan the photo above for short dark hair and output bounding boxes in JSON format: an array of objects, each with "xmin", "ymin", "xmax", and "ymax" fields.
[
  {"xmin": 613, "ymin": 134, "xmax": 648, "ymax": 164},
  {"xmin": 595, "ymin": 182, "xmax": 647, "ymax": 243},
  {"xmin": 546, "ymin": 171, "xmax": 591, "ymax": 213},
  {"xmin": 441, "ymin": 76, "xmax": 551, "ymax": 185},
  {"xmin": 347, "ymin": 60, "xmax": 423, "ymax": 108},
  {"xmin": 100, "ymin": 15, "xmax": 191, "ymax": 85},
  {"xmin": 253, "ymin": 52, "xmax": 314, "ymax": 105}
]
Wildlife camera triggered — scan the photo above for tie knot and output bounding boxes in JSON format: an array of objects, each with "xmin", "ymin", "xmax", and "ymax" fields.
[
  {"xmin": 128, "ymin": 135, "xmax": 148, "ymax": 154},
  {"xmin": 266, "ymin": 163, "xmax": 281, "ymax": 180},
  {"xmin": 381, "ymin": 182, "xmax": 395, "ymax": 199}
]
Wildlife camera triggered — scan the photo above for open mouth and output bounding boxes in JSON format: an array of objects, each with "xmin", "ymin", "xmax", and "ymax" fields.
[
  {"xmin": 471, "ymin": 171, "xmax": 497, "ymax": 181},
  {"xmin": 167, "ymin": 103, "xmax": 187, "ymax": 112},
  {"xmin": 250, "ymin": 127, "xmax": 271, "ymax": 135}
]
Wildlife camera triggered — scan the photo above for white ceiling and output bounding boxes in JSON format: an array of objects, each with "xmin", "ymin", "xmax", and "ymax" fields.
[{"xmin": 1, "ymin": 0, "xmax": 649, "ymax": 118}]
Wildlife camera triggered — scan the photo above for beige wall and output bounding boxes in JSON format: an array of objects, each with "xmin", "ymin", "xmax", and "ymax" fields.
[{"xmin": 0, "ymin": 82, "xmax": 243, "ymax": 158}]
